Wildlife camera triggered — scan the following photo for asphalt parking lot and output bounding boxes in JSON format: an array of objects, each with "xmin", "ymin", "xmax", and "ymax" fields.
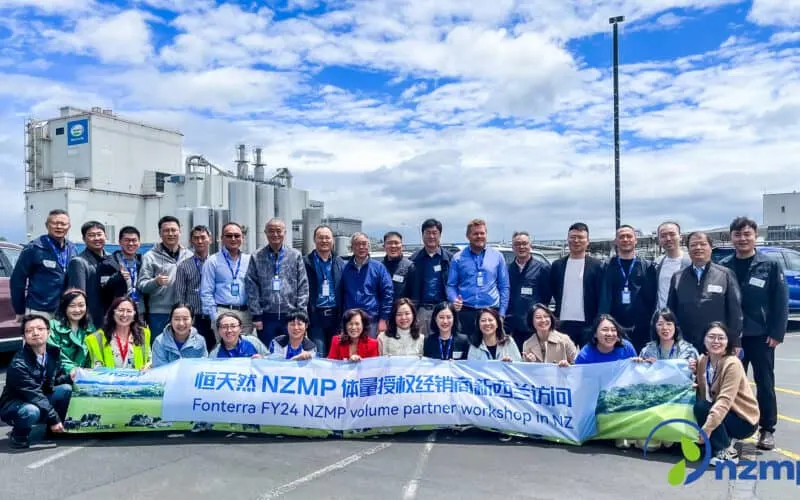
[{"xmin": 2, "ymin": 327, "xmax": 800, "ymax": 500}]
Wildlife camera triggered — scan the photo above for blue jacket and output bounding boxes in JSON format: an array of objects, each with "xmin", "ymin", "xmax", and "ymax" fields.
[
  {"xmin": 151, "ymin": 326, "xmax": 208, "ymax": 367},
  {"xmin": 10, "ymin": 235, "xmax": 77, "ymax": 314},
  {"xmin": 341, "ymin": 257, "xmax": 394, "ymax": 320}
]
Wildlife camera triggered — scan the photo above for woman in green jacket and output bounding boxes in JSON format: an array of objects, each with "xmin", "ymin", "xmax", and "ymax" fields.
[
  {"xmin": 86, "ymin": 296, "xmax": 152, "ymax": 370},
  {"xmin": 48, "ymin": 288, "xmax": 95, "ymax": 379}
]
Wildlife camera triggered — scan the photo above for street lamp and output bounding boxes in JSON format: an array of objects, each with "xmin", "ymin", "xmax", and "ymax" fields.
[{"xmin": 609, "ymin": 15, "xmax": 625, "ymax": 230}]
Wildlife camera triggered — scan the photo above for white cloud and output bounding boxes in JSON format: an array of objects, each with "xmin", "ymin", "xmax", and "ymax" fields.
[
  {"xmin": 44, "ymin": 10, "xmax": 154, "ymax": 64},
  {"xmin": 0, "ymin": 0, "xmax": 98, "ymax": 14},
  {"xmin": 770, "ymin": 31, "xmax": 800, "ymax": 45},
  {"xmin": 749, "ymin": 0, "xmax": 800, "ymax": 27}
]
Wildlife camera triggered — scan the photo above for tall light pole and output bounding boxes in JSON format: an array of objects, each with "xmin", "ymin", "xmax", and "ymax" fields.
[{"xmin": 609, "ymin": 15, "xmax": 625, "ymax": 231}]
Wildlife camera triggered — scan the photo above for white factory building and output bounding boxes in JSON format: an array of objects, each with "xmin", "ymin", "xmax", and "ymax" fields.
[
  {"xmin": 763, "ymin": 192, "xmax": 800, "ymax": 242},
  {"xmin": 24, "ymin": 106, "xmax": 360, "ymax": 254}
]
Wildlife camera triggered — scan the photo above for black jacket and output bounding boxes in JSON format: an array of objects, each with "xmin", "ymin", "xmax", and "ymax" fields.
[
  {"xmin": 423, "ymin": 333, "xmax": 470, "ymax": 360},
  {"xmin": 506, "ymin": 258, "xmax": 552, "ymax": 334},
  {"xmin": 0, "ymin": 344, "xmax": 72, "ymax": 425},
  {"xmin": 382, "ymin": 256, "xmax": 414, "ymax": 300},
  {"xmin": 97, "ymin": 251, "xmax": 145, "ymax": 317},
  {"xmin": 720, "ymin": 252, "xmax": 789, "ymax": 342},
  {"xmin": 66, "ymin": 248, "xmax": 108, "ymax": 327},
  {"xmin": 667, "ymin": 261, "xmax": 743, "ymax": 349},
  {"xmin": 549, "ymin": 255, "xmax": 604, "ymax": 323},
  {"xmin": 599, "ymin": 256, "xmax": 657, "ymax": 347},
  {"xmin": 406, "ymin": 247, "xmax": 453, "ymax": 305},
  {"xmin": 303, "ymin": 251, "xmax": 346, "ymax": 320}
]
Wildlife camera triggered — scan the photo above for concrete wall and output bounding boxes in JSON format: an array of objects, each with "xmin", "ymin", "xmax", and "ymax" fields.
[{"xmin": 764, "ymin": 193, "xmax": 800, "ymax": 227}]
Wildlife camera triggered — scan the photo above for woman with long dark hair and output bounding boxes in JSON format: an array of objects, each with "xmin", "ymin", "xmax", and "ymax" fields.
[
  {"xmin": 378, "ymin": 298, "xmax": 423, "ymax": 357},
  {"xmin": 466, "ymin": 308, "xmax": 521, "ymax": 361},
  {"xmin": 423, "ymin": 302, "xmax": 469, "ymax": 360},
  {"xmin": 85, "ymin": 296, "xmax": 152, "ymax": 369},
  {"xmin": 48, "ymin": 288, "xmax": 95, "ymax": 378},
  {"xmin": 639, "ymin": 308, "xmax": 699, "ymax": 362},
  {"xmin": 328, "ymin": 309, "xmax": 379, "ymax": 362}
]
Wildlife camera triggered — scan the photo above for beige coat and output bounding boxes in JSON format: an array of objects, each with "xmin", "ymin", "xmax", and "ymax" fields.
[
  {"xmin": 522, "ymin": 330, "xmax": 577, "ymax": 364},
  {"xmin": 696, "ymin": 354, "xmax": 760, "ymax": 435}
]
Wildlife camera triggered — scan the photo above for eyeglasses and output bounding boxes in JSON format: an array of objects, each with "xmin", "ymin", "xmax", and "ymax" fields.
[
  {"xmin": 115, "ymin": 310, "xmax": 135, "ymax": 316},
  {"xmin": 219, "ymin": 324, "xmax": 240, "ymax": 331},
  {"xmin": 120, "ymin": 238, "xmax": 139, "ymax": 244},
  {"xmin": 706, "ymin": 335, "xmax": 727, "ymax": 342},
  {"xmin": 224, "ymin": 234, "xmax": 242, "ymax": 239}
]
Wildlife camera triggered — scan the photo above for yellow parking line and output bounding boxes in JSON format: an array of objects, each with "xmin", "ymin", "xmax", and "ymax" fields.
[
  {"xmin": 744, "ymin": 438, "xmax": 800, "ymax": 461},
  {"xmin": 749, "ymin": 382, "xmax": 800, "ymax": 397},
  {"xmin": 779, "ymin": 414, "xmax": 800, "ymax": 425}
]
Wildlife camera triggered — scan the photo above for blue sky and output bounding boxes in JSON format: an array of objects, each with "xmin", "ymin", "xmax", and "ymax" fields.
[{"xmin": 0, "ymin": 0, "xmax": 799, "ymax": 244}]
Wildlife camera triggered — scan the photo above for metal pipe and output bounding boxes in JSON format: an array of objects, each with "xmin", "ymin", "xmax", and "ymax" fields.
[{"xmin": 609, "ymin": 15, "xmax": 625, "ymax": 231}]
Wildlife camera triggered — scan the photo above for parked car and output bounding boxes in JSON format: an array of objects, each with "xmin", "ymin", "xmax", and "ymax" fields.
[
  {"xmin": 712, "ymin": 246, "xmax": 800, "ymax": 320},
  {"xmin": 0, "ymin": 241, "xmax": 24, "ymax": 352}
]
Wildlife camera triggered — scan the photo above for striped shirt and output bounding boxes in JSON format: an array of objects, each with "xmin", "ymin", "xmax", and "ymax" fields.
[{"xmin": 174, "ymin": 254, "xmax": 207, "ymax": 317}]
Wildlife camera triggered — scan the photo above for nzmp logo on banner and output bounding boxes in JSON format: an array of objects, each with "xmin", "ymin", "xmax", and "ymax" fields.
[
  {"xmin": 67, "ymin": 119, "xmax": 88, "ymax": 146},
  {"xmin": 646, "ymin": 419, "xmax": 800, "ymax": 486}
]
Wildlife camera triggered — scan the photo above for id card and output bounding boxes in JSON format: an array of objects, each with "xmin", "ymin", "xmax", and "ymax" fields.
[
  {"xmin": 477, "ymin": 271, "xmax": 485, "ymax": 287},
  {"xmin": 393, "ymin": 274, "xmax": 405, "ymax": 283},
  {"xmin": 43, "ymin": 260, "xmax": 56, "ymax": 269},
  {"xmin": 321, "ymin": 280, "xmax": 331, "ymax": 297},
  {"xmin": 231, "ymin": 283, "xmax": 240, "ymax": 297},
  {"xmin": 272, "ymin": 277, "xmax": 282, "ymax": 291},
  {"xmin": 520, "ymin": 287, "xmax": 533, "ymax": 296},
  {"xmin": 749, "ymin": 277, "xmax": 766, "ymax": 288},
  {"xmin": 433, "ymin": 264, "xmax": 442, "ymax": 273},
  {"xmin": 621, "ymin": 287, "xmax": 631, "ymax": 305}
]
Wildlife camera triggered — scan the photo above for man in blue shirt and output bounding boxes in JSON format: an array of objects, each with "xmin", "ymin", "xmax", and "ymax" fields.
[
  {"xmin": 201, "ymin": 222, "xmax": 253, "ymax": 342},
  {"xmin": 341, "ymin": 232, "xmax": 393, "ymax": 338},
  {"xmin": 447, "ymin": 219, "xmax": 510, "ymax": 341},
  {"xmin": 303, "ymin": 225, "xmax": 345, "ymax": 353},
  {"xmin": 11, "ymin": 209, "xmax": 77, "ymax": 320},
  {"xmin": 407, "ymin": 219, "xmax": 452, "ymax": 336}
]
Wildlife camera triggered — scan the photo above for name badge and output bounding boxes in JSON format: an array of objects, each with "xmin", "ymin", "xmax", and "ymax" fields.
[
  {"xmin": 707, "ymin": 284, "xmax": 723, "ymax": 294},
  {"xmin": 433, "ymin": 264, "xmax": 442, "ymax": 272},
  {"xmin": 393, "ymin": 274, "xmax": 405, "ymax": 283},
  {"xmin": 520, "ymin": 287, "xmax": 533, "ymax": 296},
  {"xmin": 321, "ymin": 280, "xmax": 331, "ymax": 297},
  {"xmin": 100, "ymin": 276, "xmax": 111, "ymax": 285},
  {"xmin": 453, "ymin": 351, "xmax": 463, "ymax": 359},
  {"xmin": 749, "ymin": 277, "xmax": 766, "ymax": 288},
  {"xmin": 477, "ymin": 271, "xmax": 485, "ymax": 287},
  {"xmin": 621, "ymin": 287, "xmax": 631, "ymax": 305},
  {"xmin": 272, "ymin": 277, "xmax": 282, "ymax": 291},
  {"xmin": 231, "ymin": 283, "xmax": 240, "ymax": 297},
  {"xmin": 43, "ymin": 260, "xmax": 56, "ymax": 269}
]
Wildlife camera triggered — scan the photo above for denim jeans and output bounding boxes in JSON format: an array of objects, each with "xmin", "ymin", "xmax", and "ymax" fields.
[
  {"xmin": 0, "ymin": 384, "xmax": 73, "ymax": 438},
  {"xmin": 693, "ymin": 399, "xmax": 757, "ymax": 453},
  {"xmin": 148, "ymin": 313, "xmax": 171, "ymax": 343}
]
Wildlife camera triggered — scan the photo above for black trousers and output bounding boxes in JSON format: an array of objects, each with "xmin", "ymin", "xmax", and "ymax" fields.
[
  {"xmin": 741, "ymin": 335, "xmax": 777, "ymax": 433},
  {"xmin": 194, "ymin": 315, "xmax": 216, "ymax": 352},
  {"xmin": 559, "ymin": 321, "xmax": 588, "ymax": 348},
  {"xmin": 693, "ymin": 399, "xmax": 757, "ymax": 453},
  {"xmin": 310, "ymin": 309, "xmax": 339, "ymax": 356},
  {"xmin": 458, "ymin": 308, "xmax": 480, "ymax": 342}
]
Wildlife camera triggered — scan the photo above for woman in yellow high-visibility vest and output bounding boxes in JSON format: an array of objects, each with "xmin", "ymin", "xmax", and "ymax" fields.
[{"xmin": 86, "ymin": 296, "xmax": 151, "ymax": 370}]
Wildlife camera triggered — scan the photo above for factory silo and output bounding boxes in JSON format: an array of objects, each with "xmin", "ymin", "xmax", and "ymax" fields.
[
  {"xmin": 275, "ymin": 187, "xmax": 293, "ymax": 247},
  {"xmin": 228, "ymin": 181, "xmax": 257, "ymax": 253},
  {"xmin": 255, "ymin": 184, "xmax": 275, "ymax": 237}
]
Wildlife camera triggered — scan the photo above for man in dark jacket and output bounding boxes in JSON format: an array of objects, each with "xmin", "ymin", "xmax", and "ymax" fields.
[
  {"xmin": 549, "ymin": 222, "xmax": 604, "ymax": 347},
  {"xmin": 507, "ymin": 231, "xmax": 552, "ymax": 350},
  {"xmin": 67, "ymin": 221, "xmax": 108, "ymax": 326},
  {"xmin": 97, "ymin": 226, "xmax": 145, "ymax": 321},
  {"xmin": 381, "ymin": 231, "xmax": 414, "ymax": 300},
  {"xmin": 406, "ymin": 219, "xmax": 452, "ymax": 336},
  {"xmin": 668, "ymin": 231, "xmax": 743, "ymax": 351},
  {"xmin": 10, "ymin": 209, "xmax": 77, "ymax": 320},
  {"xmin": 341, "ymin": 232, "xmax": 393, "ymax": 337},
  {"xmin": 599, "ymin": 225, "xmax": 657, "ymax": 352},
  {"xmin": 721, "ymin": 217, "xmax": 788, "ymax": 451},
  {"xmin": 304, "ymin": 225, "xmax": 345, "ymax": 353},
  {"xmin": 0, "ymin": 315, "xmax": 72, "ymax": 449}
]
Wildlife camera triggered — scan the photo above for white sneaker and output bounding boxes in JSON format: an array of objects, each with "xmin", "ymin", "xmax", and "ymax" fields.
[
  {"xmin": 615, "ymin": 438, "xmax": 631, "ymax": 449},
  {"xmin": 710, "ymin": 449, "xmax": 739, "ymax": 467}
]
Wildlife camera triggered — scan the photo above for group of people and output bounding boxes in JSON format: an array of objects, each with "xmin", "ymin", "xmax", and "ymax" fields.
[{"xmin": 0, "ymin": 212, "xmax": 786, "ymax": 467}]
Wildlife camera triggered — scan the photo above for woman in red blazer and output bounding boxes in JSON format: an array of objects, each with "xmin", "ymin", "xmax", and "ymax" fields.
[{"xmin": 328, "ymin": 309, "xmax": 379, "ymax": 361}]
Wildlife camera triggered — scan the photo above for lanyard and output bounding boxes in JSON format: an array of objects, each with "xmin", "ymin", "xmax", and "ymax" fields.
[
  {"xmin": 657, "ymin": 343, "xmax": 677, "ymax": 360},
  {"xmin": 705, "ymin": 359, "xmax": 717, "ymax": 389},
  {"xmin": 617, "ymin": 257, "xmax": 637, "ymax": 288},
  {"xmin": 116, "ymin": 335, "xmax": 130, "ymax": 363},
  {"xmin": 46, "ymin": 237, "xmax": 69, "ymax": 269},
  {"xmin": 439, "ymin": 336, "xmax": 453, "ymax": 360},
  {"xmin": 123, "ymin": 258, "xmax": 137, "ymax": 281},
  {"xmin": 270, "ymin": 247, "xmax": 285, "ymax": 275},
  {"xmin": 313, "ymin": 252, "xmax": 332, "ymax": 280},
  {"xmin": 471, "ymin": 249, "xmax": 485, "ymax": 274},
  {"xmin": 222, "ymin": 250, "xmax": 241, "ymax": 281}
]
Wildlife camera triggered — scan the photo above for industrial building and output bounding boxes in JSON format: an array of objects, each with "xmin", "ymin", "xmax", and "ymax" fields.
[
  {"xmin": 24, "ymin": 106, "xmax": 361, "ymax": 255},
  {"xmin": 763, "ymin": 192, "xmax": 800, "ymax": 242}
]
